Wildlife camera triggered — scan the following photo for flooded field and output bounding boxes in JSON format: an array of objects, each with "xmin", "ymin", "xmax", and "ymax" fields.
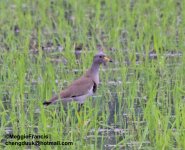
[{"xmin": 0, "ymin": 0, "xmax": 185, "ymax": 149}]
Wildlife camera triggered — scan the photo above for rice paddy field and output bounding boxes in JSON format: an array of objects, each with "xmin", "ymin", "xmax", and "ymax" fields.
[{"xmin": 0, "ymin": 0, "xmax": 185, "ymax": 149}]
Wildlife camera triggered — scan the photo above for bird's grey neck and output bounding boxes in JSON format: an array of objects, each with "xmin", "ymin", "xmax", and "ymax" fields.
[
  {"xmin": 90, "ymin": 63, "xmax": 100, "ymax": 74},
  {"xmin": 89, "ymin": 62, "xmax": 100, "ymax": 85}
]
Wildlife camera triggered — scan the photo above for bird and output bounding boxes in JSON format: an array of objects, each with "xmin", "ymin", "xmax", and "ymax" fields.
[{"xmin": 43, "ymin": 52, "xmax": 112, "ymax": 106}]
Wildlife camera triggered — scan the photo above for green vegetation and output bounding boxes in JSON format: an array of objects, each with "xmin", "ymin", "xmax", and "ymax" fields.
[{"xmin": 0, "ymin": 0, "xmax": 185, "ymax": 149}]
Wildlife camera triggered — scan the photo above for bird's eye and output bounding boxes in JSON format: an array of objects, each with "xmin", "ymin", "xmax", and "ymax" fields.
[{"xmin": 99, "ymin": 55, "xmax": 103, "ymax": 58}]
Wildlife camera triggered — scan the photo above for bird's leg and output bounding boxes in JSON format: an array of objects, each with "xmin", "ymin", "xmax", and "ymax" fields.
[
  {"xmin": 77, "ymin": 103, "xmax": 84, "ymax": 112},
  {"xmin": 76, "ymin": 103, "xmax": 85, "ymax": 127}
]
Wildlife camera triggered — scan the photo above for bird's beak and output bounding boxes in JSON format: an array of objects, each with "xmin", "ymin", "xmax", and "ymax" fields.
[
  {"xmin": 103, "ymin": 56, "xmax": 112, "ymax": 66},
  {"xmin": 103, "ymin": 56, "xmax": 113, "ymax": 62}
]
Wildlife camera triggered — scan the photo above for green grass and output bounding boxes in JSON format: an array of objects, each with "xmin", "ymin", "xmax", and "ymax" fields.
[{"xmin": 0, "ymin": 0, "xmax": 185, "ymax": 149}]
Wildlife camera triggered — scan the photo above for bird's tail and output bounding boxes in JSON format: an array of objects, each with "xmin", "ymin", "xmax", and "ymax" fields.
[{"xmin": 43, "ymin": 95, "xmax": 58, "ymax": 106}]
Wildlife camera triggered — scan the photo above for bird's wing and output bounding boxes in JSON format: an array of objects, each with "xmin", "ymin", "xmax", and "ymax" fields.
[{"xmin": 60, "ymin": 77, "xmax": 96, "ymax": 99}]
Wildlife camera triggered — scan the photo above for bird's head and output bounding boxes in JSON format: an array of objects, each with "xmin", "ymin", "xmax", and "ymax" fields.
[{"xmin": 93, "ymin": 52, "xmax": 112, "ymax": 65}]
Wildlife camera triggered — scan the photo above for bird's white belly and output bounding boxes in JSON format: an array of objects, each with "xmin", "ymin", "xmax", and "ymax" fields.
[{"xmin": 74, "ymin": 86, "xmax": 94, "ymax": 103}]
